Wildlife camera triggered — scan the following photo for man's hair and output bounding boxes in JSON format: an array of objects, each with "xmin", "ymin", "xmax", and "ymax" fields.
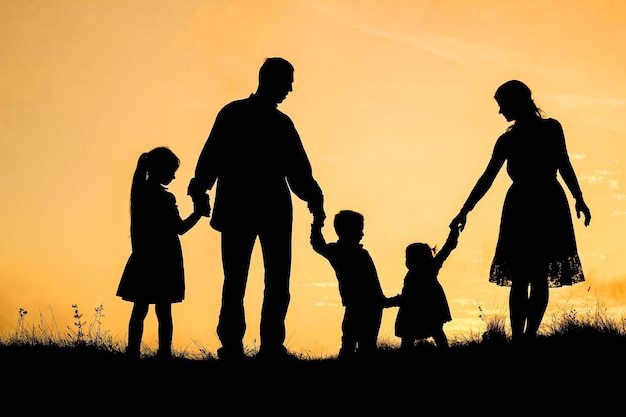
[{"xmin": 259, "ymin": 57, "xmax": 294, "ymax": 83}]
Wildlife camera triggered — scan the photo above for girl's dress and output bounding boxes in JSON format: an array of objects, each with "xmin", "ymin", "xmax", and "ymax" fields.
[
  {"xmin": 487, "ymin": 118, "xmax": 585, "ymax": 287},
  {"xmin": 116, "ymin": 181, "xmax": 185, "ymax": 303}
]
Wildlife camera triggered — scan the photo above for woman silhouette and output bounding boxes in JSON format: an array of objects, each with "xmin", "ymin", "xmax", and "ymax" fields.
[{"xmin": 450, "ymin": 80, "xmax": 591, "ymax": 343}]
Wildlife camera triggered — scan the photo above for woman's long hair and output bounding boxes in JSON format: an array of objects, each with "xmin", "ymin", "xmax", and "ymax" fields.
[{"xmin": 495, "ymin": 80, "xmax": 543, "ymax": 120}]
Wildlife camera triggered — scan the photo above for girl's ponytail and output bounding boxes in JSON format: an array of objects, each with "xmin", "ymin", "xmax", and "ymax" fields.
[
  {"xmin": 130, "ymin": 152, "xmax": 150, "ymax": 213},
  {"xmin": 132, "ymin": 152, "xmax": 150, "ymax": 188}
]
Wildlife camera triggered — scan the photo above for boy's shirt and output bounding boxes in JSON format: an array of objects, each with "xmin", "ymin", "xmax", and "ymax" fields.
[{"xmin": 311, "ymin": 227, "xmax": 386, "ymax": 308}]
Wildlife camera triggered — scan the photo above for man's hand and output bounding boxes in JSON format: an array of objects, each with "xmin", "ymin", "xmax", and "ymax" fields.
[
  {"xmin": 450, "ymin": 211, "xmax": 468, "ymax": 232},
  {"xmin": 187, "ymin": 177, "xmax": 205, "ymax": 197},
  {"xmin": 308, "ymin": 200, "xmax": 326, "ymax": 227},
  {"xmin": 193, "ymin": 193, "xmax": 211, "ymax": 217}
]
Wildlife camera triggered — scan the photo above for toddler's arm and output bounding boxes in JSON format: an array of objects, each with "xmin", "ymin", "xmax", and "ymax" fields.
[{"xmin": 434, "ymin": 225, "xmax": 461, "ymax": 269}]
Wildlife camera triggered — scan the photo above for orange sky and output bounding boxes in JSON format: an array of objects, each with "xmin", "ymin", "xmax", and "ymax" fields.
[{"xmin": 1, "ymin": 0, "xmax": 625, "ymax": 357}]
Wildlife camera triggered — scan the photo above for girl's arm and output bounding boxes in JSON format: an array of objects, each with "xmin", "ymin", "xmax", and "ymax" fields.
[
  {"xmin": 176, "ymin": 194, "xmax": 209, "ymax": 235},
  {"xmin": 177, "ymin": 211, "xmax": 202, "ymax": 235}
]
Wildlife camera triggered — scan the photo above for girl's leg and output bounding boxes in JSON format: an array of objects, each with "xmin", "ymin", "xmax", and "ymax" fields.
[
  {"xmin": 127, "ymin": 303, "xmax": 149, "ymax": 358},
  {"xmin": 525, "ymin": 279, "xmax": 549, "ymax": 339},
  {"xmin": 509, "ymin": 280, "xmax": 530, "ymax": 342},
  {"xmin": 155, "ymin": 303, "xmax": 173, "ymax": 359}
]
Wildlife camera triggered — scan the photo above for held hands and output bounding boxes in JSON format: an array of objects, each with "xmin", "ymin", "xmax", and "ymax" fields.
[
  {"xmin": 187, "ymin": 177, "xmax": 205, "ymax": 198},
  {"xmin": 192, "ymin": 193, "xmax": 211, "ymax": 217},
  {"xmin": 309, "ymin": 202, "xmax": 326, "ymax": 228},
  {"xmin": 576, "ymin": 199, "xmax": 591, "ymax": 227},
  {"xmin": 188, "ymin": 177, "xmax": 211, "ymax": 217},
  {"xmin": 450, "ymin": 211, "xmax": 468, "ymax": 232},
  {"xmin": 448, "ymin": 221, "xmax": 461, "ymax": 241}
]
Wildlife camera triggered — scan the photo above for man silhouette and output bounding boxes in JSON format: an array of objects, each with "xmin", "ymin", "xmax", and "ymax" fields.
[{"xmin": 188, "ymin": 57, "xmax": 325, "ymax": 360}]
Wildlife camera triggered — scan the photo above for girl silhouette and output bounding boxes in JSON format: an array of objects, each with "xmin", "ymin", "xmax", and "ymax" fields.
[
  {"xmin": 450, "ymin": 80, "xmax": 591, "ymax": 343},
  {"xmin": 116, "ymin": 147, "xmax": 208, "ymax": 359}
]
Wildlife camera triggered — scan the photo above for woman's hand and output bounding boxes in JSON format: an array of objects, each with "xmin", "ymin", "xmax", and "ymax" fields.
[
  {"xmin": 450, "ymin": 211, "xmax": 468, "ymax": 232},
  {"xmin": 576, "ymin": 199, "xmax": 591, "ymax": 227}
]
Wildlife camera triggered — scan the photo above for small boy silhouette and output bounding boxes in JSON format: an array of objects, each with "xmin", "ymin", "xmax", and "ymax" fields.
[
  {"xmin": 310, "ymin": 210, "xmax": 394, "ymax": 359},
  {"xmin": 390, "ymin": 225, "xmax": 460, "ymax": 351}
]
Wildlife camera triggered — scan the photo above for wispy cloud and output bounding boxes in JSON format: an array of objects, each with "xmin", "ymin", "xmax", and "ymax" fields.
[
  {"xmin": 313, "ymin": 301, "xmax": 340, "ymax": 307},
  {"xmin": 304, "ymin": 0, "xmax": 521, "ymax": 66},
  {"xmin": 582, "ymin": 169, "xmax": 620, "ymax": 190},
  {"xmin": 306, "ymin": 282, "xmax": 338, "ymax": 288},
  {"xmin": 544, "ymin": 94, "xmax": 626, "ymax": 110}
]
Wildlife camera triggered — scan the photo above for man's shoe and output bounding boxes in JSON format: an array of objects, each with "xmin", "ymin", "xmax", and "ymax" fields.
[
  {"xmin": 256, "ymin": 345, "xmax": 297, "ymax": 361},
  {"xmin": 217, "ymin": 346, "xmax": 246, "ymax": 361}
]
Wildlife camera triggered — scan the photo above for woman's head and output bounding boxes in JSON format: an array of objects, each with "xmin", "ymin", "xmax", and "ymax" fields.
[{"xmin": 494, "ymin": 80, "xmax": 542, "ymax": 122}]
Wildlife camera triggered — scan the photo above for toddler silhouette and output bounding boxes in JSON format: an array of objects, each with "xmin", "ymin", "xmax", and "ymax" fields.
[{"xmin": 390, "ymin": 225, "xmax": 460, "ymax": 351}]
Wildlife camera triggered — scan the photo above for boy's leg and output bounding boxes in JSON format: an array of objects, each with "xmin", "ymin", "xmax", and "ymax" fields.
[
  {"xmin": 339, "ymin": 307, "xmax": 357, "ymax": 357},
  {"xmin": 357, "ymin": 307, "xmax": 383, "ymax": 355}
]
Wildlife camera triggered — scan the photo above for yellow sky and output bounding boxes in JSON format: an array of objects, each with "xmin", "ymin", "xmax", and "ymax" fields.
[{"xmin": 1, "ymin": 0, "xmax": 625, "ymax": 357}]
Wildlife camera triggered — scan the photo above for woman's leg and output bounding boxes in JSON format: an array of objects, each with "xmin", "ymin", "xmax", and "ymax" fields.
[
  {"xmin": 400, "ymin": 337, "xmax": 414, "ymax": 351},
  {"xmin": 509, "ymin": 280, "xmax": 530, "ymax": 341},
  {"xmin": 432, "ymin": 326, "xmax": 449, "ymax": 350},
  {"xmin": 127, "ymin": 302, "xmax": 149, "ymax": 358},
  {"xmin": 525, "ymin": 279, "xmax": 549, "ymax": 339},
  {"xmin": 155, "ymin": 303, "xmax": 173, "ymax": 358}
]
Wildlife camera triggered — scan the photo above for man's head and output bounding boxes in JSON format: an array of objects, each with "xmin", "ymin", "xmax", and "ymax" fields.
[{"xmin": 257, "ymin": 57, "xmax": 294, "ymax": 104}]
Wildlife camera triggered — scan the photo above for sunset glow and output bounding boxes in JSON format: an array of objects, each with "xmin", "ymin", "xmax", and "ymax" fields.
[{"xmin": 1, "ymin": 0, "xmax": 625, "ymax": 357}]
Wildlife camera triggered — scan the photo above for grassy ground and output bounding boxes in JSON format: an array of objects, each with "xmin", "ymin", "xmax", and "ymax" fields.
[{"xmin": 2, "ymin": 304, "xmax": 625, "ymax": 414}]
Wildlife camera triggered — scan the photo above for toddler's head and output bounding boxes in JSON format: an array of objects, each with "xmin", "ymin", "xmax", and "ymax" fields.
[{"xmin": 405, "ymin": 242, "xmax": 436, "ymax": 270}]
